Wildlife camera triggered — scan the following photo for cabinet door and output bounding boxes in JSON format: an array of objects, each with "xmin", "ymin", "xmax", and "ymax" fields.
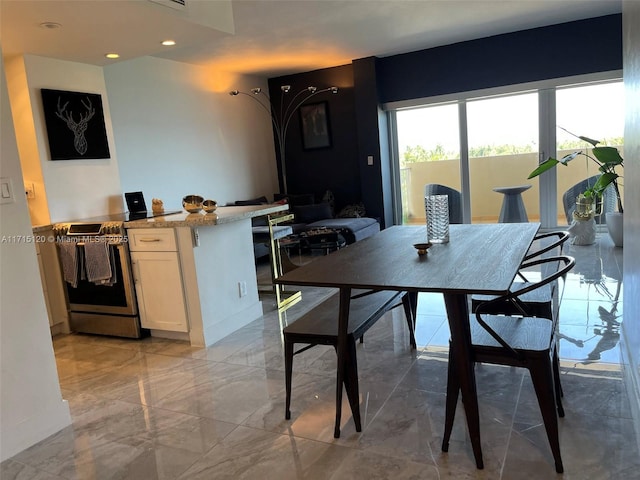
[
  {"xmin": 35, "ymin": 234, "xmax": 69, "ymax": 328},
  {"xmin": 130, "ymin": 251, "xmax": 189, "ymax": 332}
]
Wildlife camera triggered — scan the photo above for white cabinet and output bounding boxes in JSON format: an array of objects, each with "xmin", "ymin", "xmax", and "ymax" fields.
[
  {"xmin": 34, "ymin": 228, "xmax": 69, "ymax": 333},
  {"xmin": 129, "ymin": 228, "xmax": 189, "ymax": 332}
]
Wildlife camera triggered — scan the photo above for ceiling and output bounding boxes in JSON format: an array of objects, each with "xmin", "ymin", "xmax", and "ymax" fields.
[{"xmin": 0, "ymin": 0, "xmax": 622, "ymax": 78}]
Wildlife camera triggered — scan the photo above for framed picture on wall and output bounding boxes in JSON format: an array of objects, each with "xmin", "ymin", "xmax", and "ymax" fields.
[
  {"xmin": 299, "ymin": 101, "xmax": 332, "ymax": 150},
  {"xmin": 41, "ymin": 89, "xmax": 111, "ymax": 160}
]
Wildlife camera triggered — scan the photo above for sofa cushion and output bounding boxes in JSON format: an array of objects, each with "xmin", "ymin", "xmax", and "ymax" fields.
[
  {"xmin": 337, "ymin": 202, "xmax": 367, "ymax": 218},
  {"xmin": 292, "ymin": 203, "xmax": 333, "ymax": 224}
]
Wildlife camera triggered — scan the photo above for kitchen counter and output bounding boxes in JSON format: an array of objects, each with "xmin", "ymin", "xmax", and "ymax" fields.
[
  {"xmin": 124, "ymin": 204, "xmax": 288, "ymax": 229},
  {"xmin": 125, "ymin": 202, "xmax": 289, "ymax": 347}
]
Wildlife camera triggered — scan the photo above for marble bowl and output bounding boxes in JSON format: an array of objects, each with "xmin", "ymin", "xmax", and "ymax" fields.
[
  {"xmin": 182, "ymin": 195, "xmax": 204, "ymax": 213},
  {"xmin": 203, "ymin": 199, "xmax": 217, "ymax": 213}
]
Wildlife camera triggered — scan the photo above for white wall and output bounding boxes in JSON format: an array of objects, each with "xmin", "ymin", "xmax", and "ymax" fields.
[
  {"xmin": 6, "ymin": 55, "xmax": 124, "ymax": 223},
  {"xmin": 0, "ymin": 52, "xmax": 279, "ymax": 461},
  {"xmin": 104, "ymin": 56, "xmax": 279, "ymax": 210},
  {"xmin": 622, "ymin": 0, "xmax": 640, "ymax": 444},
  {"xmin": 0, "ymin": 52, "xmax": 71, "ymax": 462}
]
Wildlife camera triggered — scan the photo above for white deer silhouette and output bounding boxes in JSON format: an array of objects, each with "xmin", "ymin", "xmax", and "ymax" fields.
[{"xmin": 55, "ymin": 96, "xmax": 95, "ymax": 155}]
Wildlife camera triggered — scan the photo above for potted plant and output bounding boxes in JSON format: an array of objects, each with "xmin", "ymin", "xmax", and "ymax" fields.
[{"xmin": 527, "ymin": 128, "xmax": 624, "ymax": 246}]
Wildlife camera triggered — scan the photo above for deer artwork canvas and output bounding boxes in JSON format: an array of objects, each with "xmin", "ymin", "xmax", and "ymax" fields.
[{"xmin": 41, "ymin": 89, "xmax": 110, "ymax": 160}]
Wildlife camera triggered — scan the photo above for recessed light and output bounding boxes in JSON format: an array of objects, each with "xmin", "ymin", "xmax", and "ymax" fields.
[
  {"xmin": 161, "ymin": 40, "xmax": 176, "ymax": 46},
  {"xmin": 105, "ymin": 53, "xmax": 120, "ymax": 59},
  {"xmin": 39, "ymin": 22, "xmax": 61, "ymax": 29}
]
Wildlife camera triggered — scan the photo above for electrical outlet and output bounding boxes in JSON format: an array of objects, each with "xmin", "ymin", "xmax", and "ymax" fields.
[
  {"xmin": 238, "ymin": 281, "xmax": 247, "ymax": 297},
  {"xmin": 25, "ymin": 182, "xmax": 35, "ymax": 199}
]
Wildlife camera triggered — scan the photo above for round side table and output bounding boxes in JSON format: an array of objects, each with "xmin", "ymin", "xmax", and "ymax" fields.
[{"xmin": 493, "ymin": 184, "xmax": 532, "ymax": 223}]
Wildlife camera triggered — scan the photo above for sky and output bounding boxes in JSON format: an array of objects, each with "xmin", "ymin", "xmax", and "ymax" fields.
[{"xmin": 396, "ymin": 81, "xmax": 624, "ymax": 154}]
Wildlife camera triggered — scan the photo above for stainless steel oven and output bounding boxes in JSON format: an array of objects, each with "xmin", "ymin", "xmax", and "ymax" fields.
[{"xmin": 53, "ymin": 220, "xmax": 145, "ymax": 339}]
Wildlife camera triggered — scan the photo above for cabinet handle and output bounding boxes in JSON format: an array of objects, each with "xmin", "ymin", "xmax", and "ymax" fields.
[{"xmin": 139, "ymin": 238, "xmax": 161, "ymax": 242}]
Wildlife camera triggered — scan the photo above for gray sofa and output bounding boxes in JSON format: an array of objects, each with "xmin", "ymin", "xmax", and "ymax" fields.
[{"xmin": 232, "ymin": 195, "xmax": 380, "ymax": 259}]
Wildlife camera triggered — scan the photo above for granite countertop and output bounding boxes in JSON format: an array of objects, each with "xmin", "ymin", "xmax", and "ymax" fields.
[
  {"xmin": 32, "ymin": 224, "xmax": 54, "ymax": 234},
  {"xmin": 31, "ymin": 204, "xmax": 289, "ymax": 233},
  {"xmin": 123, "ymin": 204, "xmax": 288, "ymax": 229}
]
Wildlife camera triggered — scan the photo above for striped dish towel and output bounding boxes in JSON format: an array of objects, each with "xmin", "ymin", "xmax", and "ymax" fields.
[
  {"xmin": 57, "ymin": 241, "xmax": 79, "ymax": 288},
  {"xmin": 83, "ymin": 240, "xmax": 112, "ymax": 283}
]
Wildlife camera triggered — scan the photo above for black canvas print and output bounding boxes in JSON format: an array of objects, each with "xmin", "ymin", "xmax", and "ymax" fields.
[
  {"xmin": 41, "ymin": 89, "xmax": 110, "ymax": 160},
  {"xmin": 299, "ymin": 101, "xmax": 332, "ymax": 150}
]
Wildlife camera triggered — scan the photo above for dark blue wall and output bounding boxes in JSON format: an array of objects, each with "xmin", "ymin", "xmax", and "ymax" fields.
[
  {"xmin": 378, "ymin": 14, "xmax": 622, "ymax": 104},
  {"xmin": 268, "ymin": 65, "xmax": 358, "ymax": 208},
  {"xmin": 270, "ymin": 14, "xmax": 622, "ymax": 225}
]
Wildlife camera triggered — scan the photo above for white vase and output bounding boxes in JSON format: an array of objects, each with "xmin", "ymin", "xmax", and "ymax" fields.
[{"xmin": 605, "ymin": 212, "xmax": 623, "ymax": 247}]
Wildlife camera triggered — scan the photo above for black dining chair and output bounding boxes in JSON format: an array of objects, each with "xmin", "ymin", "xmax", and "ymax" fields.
[
  {"xmin": 470, "ymin": 231, "xmax": 570, "ymax": 404},
  {"xmin": 443, "ymin": 255, "xmax": 575, "ymax": 474},
  {"xmin": 471, "ymin": 231, "xmax": 570, "ymax": 316},
  {"xmin": 424, "ymin": 184, "xmax": 463, "ymax": 224}
]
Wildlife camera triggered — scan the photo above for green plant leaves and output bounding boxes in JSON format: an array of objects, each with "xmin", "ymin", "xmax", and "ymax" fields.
[
  {"xmin": 527, "ymin": 152, "xmax": 579, "ymax": 179},
  {"xmin": 592, "ymin": 146, "xmax": 624, "ymax": 166},
  {"xmin": 591, "ymin": 172, "xmax": 619, "ymax": 195},
  {"xmin": 578, "ymin": 135, "xmax": 600, "ymax": 147}
]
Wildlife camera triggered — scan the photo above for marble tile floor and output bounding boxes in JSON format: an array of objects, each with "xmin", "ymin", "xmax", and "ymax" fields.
[{"xmin": 3, "ymin": 233, "xmax": 638, "ymax": 479}]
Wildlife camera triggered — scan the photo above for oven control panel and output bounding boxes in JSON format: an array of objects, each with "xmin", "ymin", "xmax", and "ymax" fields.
[
  {"xmin": 100, "ymin": 222, "xmax": 124, "ymax": 235},
  {"xmin": 52, "ymin": 222, "xmax": 125, "ymax": 237}
]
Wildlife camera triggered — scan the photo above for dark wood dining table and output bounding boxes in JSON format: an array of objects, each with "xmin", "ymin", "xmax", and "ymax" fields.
[{"xmin": 275, "ymin": 223, "xmax": 540, "ymax": 468}]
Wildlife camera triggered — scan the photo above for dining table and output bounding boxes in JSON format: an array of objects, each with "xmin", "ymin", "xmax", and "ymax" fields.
[{"xmin": 275, "ymin": 223, "xmax": 540, "ymax": 469}]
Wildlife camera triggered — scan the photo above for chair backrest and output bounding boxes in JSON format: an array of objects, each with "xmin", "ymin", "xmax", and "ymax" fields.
[
  {"xmin": 424, "ymin": 184, "xmax": 463, "ymax": 224},
  {"xmin": 475, "ymin": 255, "xmax": 575, "ymax": 356},
  {"xmin": 523, "ymin": 231, "xmax": 570, "ymax": 262},
  {"xmin": 562, "ymin": 175, "xmax": 616, "ymax": 224}
]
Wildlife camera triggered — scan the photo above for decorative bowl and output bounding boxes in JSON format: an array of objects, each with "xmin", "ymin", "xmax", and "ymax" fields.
[
  {"xmin": 182, "ymin": 195, "xmax": 204, "ymax": 213},
  {"xmin": 203, "ymin": 199, "xmax": 218, "ymax": 213},
  {"xmin": 413, "ymin": 242, "xmax": 432, "ymax": 255}
]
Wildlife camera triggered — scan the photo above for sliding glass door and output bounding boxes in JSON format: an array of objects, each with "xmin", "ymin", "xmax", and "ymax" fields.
[
  {"xmin": 390, "ymin": 79, "xmax": 623, "ymax": 226},
  {"xmin": 555, "ymin": 82, "xmax": 625, "ymax": 225},
  {"xmin": 395, "ymin": 103, "xmax": 460, "ymax": 225},
  {"xmin": 467, "ymin": 93, "xmax": 539, "ymax": 223}
]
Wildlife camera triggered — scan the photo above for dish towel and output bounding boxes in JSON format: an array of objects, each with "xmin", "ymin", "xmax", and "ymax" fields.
[
  {"xmin": 57, "ymin": 241, "xmax": 79, "ymax": 288},
  {"xmin": 83, "ymin": 240, "xmax": 112, "ymax": 283}
]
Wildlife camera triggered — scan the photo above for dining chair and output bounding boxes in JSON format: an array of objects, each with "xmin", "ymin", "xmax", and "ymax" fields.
[
  {"xmin": 424, "ymin": 184, "xmax": 463, "ymax": 224},
  {"xmin": 470, "ymin": 231, "xmax": 570, "ymax": 404},
  {"xmin": 471, "ymin": 231, "xmax": 570, "ymax": 316},
  {"xmin": 442, "ymin": 255, "xmax": 575, "ymax": 473}
]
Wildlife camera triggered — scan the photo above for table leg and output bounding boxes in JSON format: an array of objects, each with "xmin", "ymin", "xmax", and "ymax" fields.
[
  {"xmin": 443, "ymin": 293, "xmax": 484, "ymax": 469},
  {"xmin": 334, "ymin": 287, "xmax": 352, "ymax": 438}
]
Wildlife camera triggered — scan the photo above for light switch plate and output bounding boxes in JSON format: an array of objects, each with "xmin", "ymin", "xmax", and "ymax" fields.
[{"xmin": 0, "ymin": 177, "xmax": 15, "ymax": 204}]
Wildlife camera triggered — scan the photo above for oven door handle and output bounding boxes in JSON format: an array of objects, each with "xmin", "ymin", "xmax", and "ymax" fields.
[{"xmin": 74, "ymin": 242, "xmax": 125, "ymax": 247}]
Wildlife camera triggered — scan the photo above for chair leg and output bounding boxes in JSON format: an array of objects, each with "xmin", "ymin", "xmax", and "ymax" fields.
[
  {"xmin": 554, "ymin": 338, "xmax": 564, "ymax": 398},
  {"xmin": 442, "ymin": 344, "xmax": 460, "ymax": 452},
  {"xmin": 529, "ymin": 357, "xmax": 564, "ymax": 474},
  {"xmin": 552, "ymin": 349, "xmax": 565, "ymax": 417},
  {"xmin": 284, "ymin": 338, "xmax": 294, "ymax": 420},
  {"xmin": 402, "ymin": 293, "xmax": 417, "ymax": 349}
]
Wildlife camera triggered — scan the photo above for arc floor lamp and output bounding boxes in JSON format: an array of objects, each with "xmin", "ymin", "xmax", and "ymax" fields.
[{"xmin": 230, "ymin": 85, "xmax": 338, "ymax": 194}]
